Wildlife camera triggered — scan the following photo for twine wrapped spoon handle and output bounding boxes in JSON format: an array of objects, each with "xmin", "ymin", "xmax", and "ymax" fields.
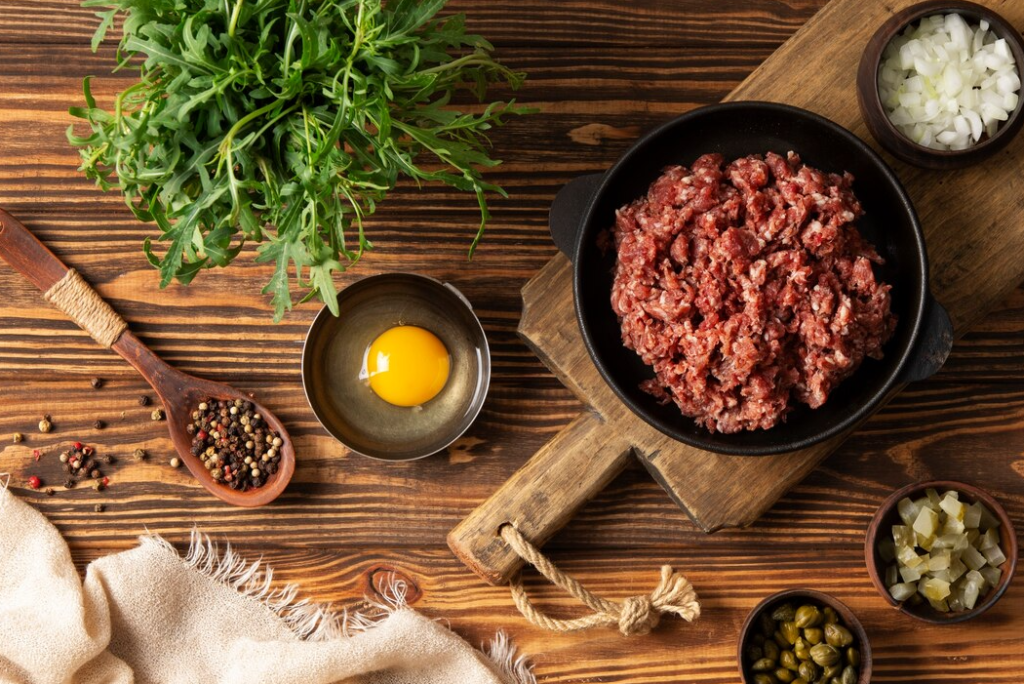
[{"xmin": 0, "ymin": 207, "xmax": 295, "ymax": 507}]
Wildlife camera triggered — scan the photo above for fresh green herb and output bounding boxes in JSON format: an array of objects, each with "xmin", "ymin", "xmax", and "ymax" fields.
[{"xmin": 69, "ymin": 0, "xmax": 530, "ymax": 320}]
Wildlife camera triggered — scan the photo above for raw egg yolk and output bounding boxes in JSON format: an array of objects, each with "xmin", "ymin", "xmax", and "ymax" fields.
[{"xmin": 365, "ymin": 326, "xmax": 450, "ymax": 407}]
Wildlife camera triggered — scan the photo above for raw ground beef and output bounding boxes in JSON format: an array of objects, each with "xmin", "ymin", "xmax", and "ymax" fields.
[{"xmin": 610, "ymin": 152, "xmax": 897, "ymax": 433}]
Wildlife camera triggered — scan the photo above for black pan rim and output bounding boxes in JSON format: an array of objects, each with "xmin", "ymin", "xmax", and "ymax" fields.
[{"xmin": 571, "ymin": 101, "xmax": 929, "ymax": 456}]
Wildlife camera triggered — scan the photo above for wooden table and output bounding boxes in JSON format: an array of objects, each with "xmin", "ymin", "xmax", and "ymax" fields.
[{"xmin": 1, "ymin": 1, "xmax": 1021, "ymax": 681}]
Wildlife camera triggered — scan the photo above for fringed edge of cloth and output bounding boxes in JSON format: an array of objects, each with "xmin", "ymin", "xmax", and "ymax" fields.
[{"xmin": 143, "ymin": 529, "xmax": 537, "ymax": 684}]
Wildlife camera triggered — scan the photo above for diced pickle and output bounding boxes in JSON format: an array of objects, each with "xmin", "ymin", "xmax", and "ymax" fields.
[
  {"xmin": 940, "ymin": 516, "xmax": 965, "ymax": 536},
  {"xmin": 885, "ymin": 564, "xmax": 899, "ymax": 586},
  {"xmin": 920, "ymin": 577, "xmax": 951, "ymax": 601},
  {"xmin": 914, "ymin": 507, "xmax": 940, "ymax": 537},
  {"xmin": 962, "ymin": 545, "xmax": 987, "ymax": 571},
  {"xmin": 979, "ymin": 565, "xmax": 1002, "ymax": 588},
  {"xmin": 899, "ymin": 564, "xmax": 922, "ymax": 583},
  {"xmin": 963, "ymin": 502, "xmax": 983, "ymax": 528},
  {"xmin": 927, "ymin": 597, "xmax": 950, "ymax": 612},
  {"xmin": 898, "ymin": 545, "xmax": 925, "ymax": 569},
  {"xmin": 897, "ymin": 497, "xmax": 920, "ymax": 526},
  {"xmin": 940, "ymin": 493, "xmax": 965, "ymax": 520},
  {"xmin": 889, "ymin": 582, "xmax": 917, "ymax": 601},
  {"xmin": 925, "ymin": 488, "xmax": 942, "ymax": 508},
  {"xmin": 982, "ymin": 543, "xmax": 1006, "ymax": 567},
  {"xmin": 927, "ymin": 551, "xmax": 951, "ymax": 572},
  {"xmin": 892, "ymin": 525, "xmax": 915, "ymax": 549},
  {"xmin": 979, "ymin": 528, "xmax": 999, "ymax": 551},
  {"xmin": 948, "ymin": 558, "xmax": 967, "ymax": 583}
]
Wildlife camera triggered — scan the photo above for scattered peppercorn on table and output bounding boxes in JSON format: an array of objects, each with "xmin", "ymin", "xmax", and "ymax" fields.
[{"xmin": 0, "ymin": 1, "xmax": 1022, "ymax": 683}]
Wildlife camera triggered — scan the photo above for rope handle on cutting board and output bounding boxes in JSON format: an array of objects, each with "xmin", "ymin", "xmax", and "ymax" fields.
[{"xmin": 500, "ymin": 524, "xmax": 701, "ymax": 636}]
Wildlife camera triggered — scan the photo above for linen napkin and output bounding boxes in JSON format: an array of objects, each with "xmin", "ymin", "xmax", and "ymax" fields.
[{"xmin": 0, "ymin": 476, "xmax": 534, "ymax": 684}]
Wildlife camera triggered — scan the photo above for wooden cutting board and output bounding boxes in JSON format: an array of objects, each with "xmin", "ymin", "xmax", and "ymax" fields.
[{"xmin": 448, "ymin": 0, "xmax": 1024, "ymax": 586}]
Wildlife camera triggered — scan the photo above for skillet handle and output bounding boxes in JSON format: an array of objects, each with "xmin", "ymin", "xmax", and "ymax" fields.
[
  {"xmin": 548, "ymin": 173, "xmax": 604, "ymax": 263},
  {"xmin": 901, "ymin": 296, "xmax": 954, "ymax": 384}
]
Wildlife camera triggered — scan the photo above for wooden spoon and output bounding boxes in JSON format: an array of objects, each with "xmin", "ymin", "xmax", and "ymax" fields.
[{"xmin": 0, "ymin": 207, "xmax": 294, "ymax": 507}]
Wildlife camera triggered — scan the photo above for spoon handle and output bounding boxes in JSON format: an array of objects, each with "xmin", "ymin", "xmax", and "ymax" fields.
[{"xmin": 0, "ymin": 207, "xmax": 128, "ymax": 348}]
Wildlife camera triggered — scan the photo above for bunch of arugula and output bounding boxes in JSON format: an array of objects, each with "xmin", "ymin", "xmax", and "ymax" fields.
[{"xmin": 69, "ymin": 0, "xmax": 529, "ymax": 320}]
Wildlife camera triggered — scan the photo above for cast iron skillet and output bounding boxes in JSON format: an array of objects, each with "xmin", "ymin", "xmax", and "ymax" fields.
[{"xmin": 549, "ymin": 102, "xmax": 953, "ymax": 456}]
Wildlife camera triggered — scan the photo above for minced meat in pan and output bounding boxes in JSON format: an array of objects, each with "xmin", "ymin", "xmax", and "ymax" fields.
[{"xmin": 609, "ymin": 152, "xmax": 897, "ymax": 433}]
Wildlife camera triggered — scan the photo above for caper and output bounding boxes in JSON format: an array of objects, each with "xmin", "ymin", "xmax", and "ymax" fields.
[
  {"xmin": 754, "ymin": 675, "xmax": 778, "ymax": 684},
  {"xmin": 772, "ymin": 603, "xmax": 796, "ymax": 622},
  {"xmin": 797, "ymin": 661, "xmax": 818, "ymax": 682},
  {"xmin": 824, "ymin": 663, "xmax": 843, "ymax": 679},
  {"xmin": 780, "ymin": 650, "xmax": 799, "ymax": 672},
  {"xmin": 781, "ymin": 621, "xmax": 800, "ymax": 645},
  {"xmin": 839, "ymin": 665, "xmax": 858, "ymax": 684},
  {"xmin": 773, "ymin": 630, "xmax": 789, "ymax": 648},
  {"xmin": 775, "ymin": 668, "xmax": 795, "ymax": 683},
  {"xmin": 846, "ymin": 647, "xmax": 861, "ymax": 668},
  {"xmin": 791, "ymin": 679, "xmax": 808, "ymax": 684},
  {"xmin": 824, "ymin": 623, "xmax": 854, "ymax": 648},
  {"xmin": 802, "ymin": 627, "xmax": 823, "ymax": 645},
  {"xmin": 760, "ymin": 613, "xmax": 777, "ymax": 637},
  {"xmin": 794, "ymin": 605, "xmax": 823, "ymax": 628},
  {"xmin": 810, "ymin": 643, "xmax": 840, "ymax": 667},
  {"xmin": 763, "ymin": 639, "xmax": 780, "ymax": 661},
  {"xmin": 752, "ymin": 658, "xmax": 777, "ymax": 673},
  {"xmin": 752, "ymin": 633, "xmax": 766, "ymax": 646},
  {"xmin": 823, "ymin": 606, "xmax": 839, "ymax": 624},
  {"xmin": 746, "ymin": 645, "xmax": 764, "ymax": 662},
  {"xmin": 792, "ymin": 638, "xmax": 810, "ymax": 662}
]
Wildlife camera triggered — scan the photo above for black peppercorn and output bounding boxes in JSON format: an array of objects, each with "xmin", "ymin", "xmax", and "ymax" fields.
[
  {"xmin": 94, "ymin": 420, "xmax": 105, "ymax": 430},
  {"xmin": 90, "ymin": 377, "xmax": 103, "ymax": 389},
  {"xmin": 139, "ymin": 395, "xmax": 150, "ymax": 406}
]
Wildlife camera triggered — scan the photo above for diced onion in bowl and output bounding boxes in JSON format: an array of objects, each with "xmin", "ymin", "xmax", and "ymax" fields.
[{"xmin": 879, "ymin": 13, "xmax": 1021, "ymax": 150}]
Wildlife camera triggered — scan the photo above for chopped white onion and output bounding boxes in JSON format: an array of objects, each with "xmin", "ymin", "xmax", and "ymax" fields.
[{"xmin": 879, "ymin": 13, "xmax": 1020, "ymax": 150}]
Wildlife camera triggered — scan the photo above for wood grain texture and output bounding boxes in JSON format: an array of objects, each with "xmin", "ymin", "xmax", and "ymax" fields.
[
  {"xmin": 452, "ymin": 0, "xmax": 1024, "ymax": 587},
  {"xmin": 0, "ymin": 0, "xmax": 1022, "ymax": 682}
]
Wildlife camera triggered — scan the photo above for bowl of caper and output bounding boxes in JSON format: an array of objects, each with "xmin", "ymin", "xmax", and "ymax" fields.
[{"xmin": 738, "ymin": 589, "xmax": 871, "ymax": 684}]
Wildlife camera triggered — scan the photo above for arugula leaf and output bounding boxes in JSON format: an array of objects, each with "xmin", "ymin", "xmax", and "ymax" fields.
[{"xmin": 70, "ymin": 0, "xmax": 532, "ymax": 321}]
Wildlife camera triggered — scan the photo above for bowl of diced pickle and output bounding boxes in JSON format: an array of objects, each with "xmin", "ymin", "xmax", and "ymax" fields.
[{"xmin": 865, "ymin": 480, "xmax": 1017, "ymax": 623}]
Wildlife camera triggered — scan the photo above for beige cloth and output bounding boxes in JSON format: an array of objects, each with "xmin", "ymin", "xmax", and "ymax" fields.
[{"xmin": 0, "ymin": 480, "xmax": 533, "ymax": 684}]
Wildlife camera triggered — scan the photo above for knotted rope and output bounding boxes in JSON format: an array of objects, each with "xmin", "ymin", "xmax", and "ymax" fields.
[
  {"xmin": 500, "ymin": 524, "xmax": 700, "ymax": 636},
  {"xmin": 43, "ymin": 269, "xmax": 127, "ymax": 348}
]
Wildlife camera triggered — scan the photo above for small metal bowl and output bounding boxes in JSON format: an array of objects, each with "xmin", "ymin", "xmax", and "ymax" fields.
[
  {"xmin": 301, "ymin": 272, "xmax": 491, "ymax": 461},
  {"xmin": 737, "ymin": 589, "xmax": 872, "ymax": 684},
  {"xmin": 864, "ymin": 480, "xmax": 1017, "ymax": 623},
  {"xmin": 857, "ymin": 0, "xmax": 1024, "ymax": 170}
]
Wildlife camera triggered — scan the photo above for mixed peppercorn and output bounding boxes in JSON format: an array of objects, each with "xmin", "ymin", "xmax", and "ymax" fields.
[
  {"xmin": 59, "ymin": 441, "xmax": 112, "ymax": 490},
  {"xmin": 187, "ymin": 398, "xmax": 283, "ymax": 491}
]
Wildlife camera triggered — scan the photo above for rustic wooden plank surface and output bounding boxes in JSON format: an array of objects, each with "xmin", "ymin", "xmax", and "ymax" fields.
[{"xmin": 0, "ymin": 1, "xmax": 1021, "ymax": 682}]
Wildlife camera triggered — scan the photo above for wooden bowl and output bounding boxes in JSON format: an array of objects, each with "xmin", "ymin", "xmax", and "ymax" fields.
[
  {"xmin": 865, "ymin": 480, "xmax": 1018, "ymax": 624},
  {"xmin": 737, "ymin": 589, "xmax": 872, "ymax": 684},
  {"xmin": 856, "ymin": 0, "xmax": 1024, "ymax": 169}
]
